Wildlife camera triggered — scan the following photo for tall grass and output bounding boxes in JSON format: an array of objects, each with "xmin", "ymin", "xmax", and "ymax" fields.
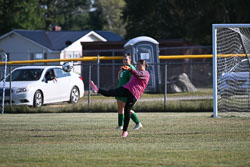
[
  {"xmin": 2, "ymin": 99, "xmax": 212, "ymax": 113},
  {"xmin": 2, "ymin": 89, "xmax": 213, "ymax": 113},
  {"xmin": 135, "ymin": 100, "xmax": 213, "ymax": 112}
]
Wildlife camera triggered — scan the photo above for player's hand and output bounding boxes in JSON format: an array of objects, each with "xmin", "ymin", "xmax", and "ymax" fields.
[{"xmin": 121, "ymin": 65, "xmax": 131, "ymax": 71}]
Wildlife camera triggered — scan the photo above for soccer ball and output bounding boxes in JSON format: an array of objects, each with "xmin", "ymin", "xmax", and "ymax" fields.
[{"xmin": 62, "ymin": 62, "xmax": 73, "ymax": 72}]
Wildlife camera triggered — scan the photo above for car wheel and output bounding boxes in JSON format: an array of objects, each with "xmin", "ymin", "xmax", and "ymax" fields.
[
  {"xmin": 69, "ymin": 86, "xmax": 80, "ymax": 104},
  {"xmin": 33, "ymin": 90, "xmax": 43, "ymax": 108}
]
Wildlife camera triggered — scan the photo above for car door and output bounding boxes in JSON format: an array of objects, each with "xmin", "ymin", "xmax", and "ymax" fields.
[
  {"xmin": 42, "ymin": 68, "xmax": 60, "ymax": 103},
  {"xmin": 53, "ymin": 68, "xmax": 72, "ymax": 101}
]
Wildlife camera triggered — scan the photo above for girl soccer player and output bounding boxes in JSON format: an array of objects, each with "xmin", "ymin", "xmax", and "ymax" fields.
[
  {"xmin": 115, "ymin": 54, "xmax": 142, "ymax": 130},
  {"xmin": 90, "ymin": 59, "xmax": 150, "ymax": 138}
]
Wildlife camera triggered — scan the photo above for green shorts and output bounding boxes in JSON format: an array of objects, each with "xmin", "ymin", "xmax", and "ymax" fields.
[{"xmin": 115, "ymin": 96, "xmax": 127, "ymax": 103}]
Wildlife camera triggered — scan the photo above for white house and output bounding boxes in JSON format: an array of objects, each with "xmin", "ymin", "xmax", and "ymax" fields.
[{"xmin": 0, "ymin": 29, "xmax": 123, "ymax": 75}]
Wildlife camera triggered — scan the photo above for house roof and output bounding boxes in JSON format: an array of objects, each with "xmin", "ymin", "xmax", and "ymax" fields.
[
  {"xmin": 1, "ymin": 29, "xmax": 123, "ymax": 51},
  {"xmin": 95, "ymin": 31, "xmax": 123, "ymax": 42}
]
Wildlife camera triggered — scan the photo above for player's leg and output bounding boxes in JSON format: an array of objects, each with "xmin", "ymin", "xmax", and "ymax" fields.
[
  {"xmin": 117, "ymin": 96, "xmax": 141, "ymax": 129},
  {"xmin": 90, "ymin": 80, "xmax": 130, "ymax": 97},
  {"xmin": 116, "ymin": 99, "xmax": 124, "ymax": 130},
  {"xmin": 99, "ymin": 87, "xmax": 130, "ymax": 98},
  {"xmin": 122, "ymin": 94, "xmax": 137, "ymax": 137},
  {"xmin": 91, "ymin": 80, "xmax": 129, "ymax": 97},
  {"xmin": 117, "ymin": 98, "xmax": 142, "ymax": 130},
  {"xmin": 130, "ymin": 110, "xmax": 143, "ymax": 130}
]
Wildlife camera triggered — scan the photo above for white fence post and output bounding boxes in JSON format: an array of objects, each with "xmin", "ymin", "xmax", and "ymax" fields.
[
  {"xmin": 164, "ymin": 64, "xmax": 167, "ymax": 110},
  {"xmin": 1, "ymin": 53, "xmax": 7, "ymax": 114}
]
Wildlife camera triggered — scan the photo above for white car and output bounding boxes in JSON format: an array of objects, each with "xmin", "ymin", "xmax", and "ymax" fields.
[
  {"xmin": 219, "ymin": 59, "xmax": 250, "ymax": 96},
  {"xmin": 0, "ymin": 66, "xmax": 84, "ymax": 107}
]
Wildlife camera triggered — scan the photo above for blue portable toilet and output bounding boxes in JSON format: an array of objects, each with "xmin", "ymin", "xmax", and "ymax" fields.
[{"xmin": 124, "ymin": 36, "xmax": 161, "ymax": 92}]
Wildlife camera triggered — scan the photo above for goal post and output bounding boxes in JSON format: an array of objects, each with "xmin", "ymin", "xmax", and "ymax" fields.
[{"xmin": 213, "ymin": 24, "xmax": 250, "ymax": 117}]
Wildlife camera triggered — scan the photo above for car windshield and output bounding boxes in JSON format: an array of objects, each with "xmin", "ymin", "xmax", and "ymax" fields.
[
  {"xmin": 6, "ymin": 69, "xmax": 43, "ymax": 81},
  {"xmin": 231, "ymin": 61, "xmax": 250, "ymax": 72}
]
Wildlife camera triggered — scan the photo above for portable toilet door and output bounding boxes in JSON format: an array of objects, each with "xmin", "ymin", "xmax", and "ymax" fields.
[{"xmin": 124, "ymin": 36, "xmax": 161, "ymax": 92}]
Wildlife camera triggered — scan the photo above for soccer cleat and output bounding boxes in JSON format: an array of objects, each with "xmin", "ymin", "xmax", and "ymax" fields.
[
  {"xmin": 122, "ymin": 131, "xmax": 128, "ymax": 138},
  {"xmin": 133, "ymin": 122, "xmax": 143, "ymax": 130},
  {"xmin": 116, "ymin": 126, "xmax": 123, "ymax": 130},
  {"xmin": 90, "ymin": 80, "xmax": 99, "ymax": 93}
]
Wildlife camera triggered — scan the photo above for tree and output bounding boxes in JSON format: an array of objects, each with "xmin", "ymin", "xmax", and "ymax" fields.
[
  {"xmin": 0, "ymin": 0, "xmax": 45, "ymax": 35},
  {"xmin": 59, "ymin": 0, "xmax": 92, "ymax": 30},
  {"xmin": 39, "ymin": 0, "xmax": 91, "ymax": 30},
  {"xmin": 93, "ymin": 0, "xmax": 126, "ymax": 36},
  {"xmin": 0, "ymin": 0, "xmax": 106, "ymax": 35},
  {"xmin": 2, "ymin": 0, "xmax": 250, "ymax": 44},
  {"xmin": 123, "ymin": 0, "xmax": 250, "ymax": 45},
  {"xmin": 14, "ymin": 0, "xmax": 45, "ymax": 29}
]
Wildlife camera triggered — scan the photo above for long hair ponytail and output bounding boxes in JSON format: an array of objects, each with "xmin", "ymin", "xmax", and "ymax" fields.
[{"xmin": 138, "ymin": 59, "xmax": 148, "ymax": 68}]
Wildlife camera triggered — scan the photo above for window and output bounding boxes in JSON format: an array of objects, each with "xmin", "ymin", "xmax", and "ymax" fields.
[
  {"xmin": 65, "ymin": 51, "xmax": 81, "ymax": 64},
  {"xmin": 31, "ymin": 53, "xmax": 44, "ymax": 60},
  {"xmin": 54, "ymin": 68, "xmax": 70, "ymax": 78},
  {"xmin": 45, "ymin": 69, "xmax": 56, "ymax": 80},
  {"xmin": 34, "ymin": 53, "xmax": 43, "ymax": 60},
  {"xmin": 6, "ymin": 69, "xmax": 43, "ymax": 81}
]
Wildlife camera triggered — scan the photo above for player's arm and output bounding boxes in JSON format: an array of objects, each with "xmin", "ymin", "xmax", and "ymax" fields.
[
  {"xmin": 117, "ymin": 69, "xmax": 122, "ymax": 80},
  {"xmin": 130, "ymin": 69, "xmax": 148, "ymax": 80},
  {"xmin": 121, "ymin": 65, "xmax": 147, "ymax": 79},
  {"xmin": 121, "ymin": 65, "xmax": 148, "ymax": 80}
]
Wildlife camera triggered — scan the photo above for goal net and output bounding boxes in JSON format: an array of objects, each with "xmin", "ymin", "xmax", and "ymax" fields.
[{"xmin": 213, "ymin": 24, "xmax": 250, "ymax": 116}]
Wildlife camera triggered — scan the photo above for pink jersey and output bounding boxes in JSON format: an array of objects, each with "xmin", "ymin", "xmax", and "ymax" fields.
[{"xmin": 123, "ymin": 69, "xmax": 150, "ymax": 100}]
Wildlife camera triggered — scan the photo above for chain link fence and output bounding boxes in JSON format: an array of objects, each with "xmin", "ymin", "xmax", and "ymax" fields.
[
  {"xmin": 82, "ymin": 59, "xmax": 213, "ymax": 92},
  {"xmin": 1, "ymin": 59, "xmax": 213, "ymax": 94},
  {"xmin": 0, "ymin": 52, "xmax": 213, "ymax": 110}
]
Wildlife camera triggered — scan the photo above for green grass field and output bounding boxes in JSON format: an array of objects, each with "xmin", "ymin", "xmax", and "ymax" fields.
[{"xmin": 0, "ymin": 112, "xmax": 250, "ymax": 167}]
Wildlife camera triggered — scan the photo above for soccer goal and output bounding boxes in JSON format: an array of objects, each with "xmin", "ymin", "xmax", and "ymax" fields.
[{"xmin": 213, "ymin": 24, "xmax": 250, "ymax": 117}]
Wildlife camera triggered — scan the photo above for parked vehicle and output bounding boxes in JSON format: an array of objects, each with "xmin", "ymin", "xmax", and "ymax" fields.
[
  {"xmin": 219, "ymin": 59, "xmax": 250, "ymax": 96},
  {"xmin": 0, "ymin": 66, "xmax": 84, "ymax": 107}
]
